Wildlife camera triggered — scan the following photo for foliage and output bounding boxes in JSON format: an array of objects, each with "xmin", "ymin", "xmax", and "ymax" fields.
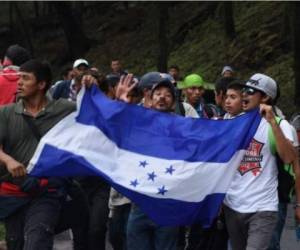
[{"xmin": 0, "ymin": 2, "xmax": 297, "ymax": 116}]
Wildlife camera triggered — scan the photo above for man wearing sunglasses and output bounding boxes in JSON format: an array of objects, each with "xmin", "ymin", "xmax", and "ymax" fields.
[{"xmin": 223, "ymin": 73, "xmax": 299, "ymax": 250}]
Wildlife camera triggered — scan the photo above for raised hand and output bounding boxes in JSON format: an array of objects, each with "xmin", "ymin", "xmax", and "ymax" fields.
[
  {"xmin": 115, "ymin": 74, "xmax": 137, "ymax": 103},
  {"xmin": 259, "ymin": 104, "xmax": 276, "ymax": 124}
]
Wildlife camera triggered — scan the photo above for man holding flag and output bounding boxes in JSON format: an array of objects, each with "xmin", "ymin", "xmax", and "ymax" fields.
[
  {"xmin": 0, "ymin": 59, "xmax": 96, "ymax": 250},
  {"xmin": 117, "ymin": 74, "xmax": 180, "ymax": 250},
  {"xmin": 223, "ymin": 74, "xmax": 299, "ymax": 250}
]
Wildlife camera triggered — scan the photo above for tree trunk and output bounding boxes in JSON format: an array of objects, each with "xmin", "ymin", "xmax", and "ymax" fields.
[
  {"xmin": 290, "ymin": 3, "xmax": 300, "ymax": 108},
  {"xmin": 157, "ymin": 3, "xmax": 169, "ymax": 73},
  {"xmin": 33, "ymin": 2, "xmax": 39, "ymax": 18},
  {"xmin": 73, "ymin": 2, "xmax": 84, "ymax": 24},
  {"xmin": 223, "ymin": 2, "xmax": 236, "ymax": 40},
  {"xmin": 53, "ymin": 2, "xmax": 90, "ymax": 60},
  {"xmin": 13, "ymin": 3, "xmax": 34, "ymax": 55},
  {"xmin": 9, "ymin": 2, "xmax": 14, "ymax": 31}
]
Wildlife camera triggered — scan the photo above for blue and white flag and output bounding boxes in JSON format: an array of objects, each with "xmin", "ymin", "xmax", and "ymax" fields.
[{"xmin": 28, "ymin": 85, "xmax": 261, "ymax": 227}]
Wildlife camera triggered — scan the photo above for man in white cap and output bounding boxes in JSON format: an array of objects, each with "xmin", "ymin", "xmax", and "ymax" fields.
[
  {"xmin": 221, "ymin": 66, "xmax": 234, "ymax": 78},
  {"xmin": 223, "ymin": 73, "xmax": 300, "ymax": 250},
  {"xmin": 52, "ymin": 58, "xmax": 89, "ymax": 101}
]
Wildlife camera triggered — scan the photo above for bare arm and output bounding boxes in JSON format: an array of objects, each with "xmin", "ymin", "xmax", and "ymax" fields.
[
  {"xmin": 260, "ymin": 104, "xmax": 296, "ymax": 163},
  {"xmin": 0, "ymin": 146, "xmax": 26, "ymax": 178}
]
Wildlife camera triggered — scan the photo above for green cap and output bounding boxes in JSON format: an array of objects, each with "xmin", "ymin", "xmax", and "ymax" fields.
[{"xmin": 178, "ymin": 74, "xmax": 205, "ymax": 89}]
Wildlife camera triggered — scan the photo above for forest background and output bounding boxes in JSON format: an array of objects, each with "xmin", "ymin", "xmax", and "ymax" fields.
[{"xmin": 0, "ymin": 1, "xmax": 299, "ymax": 117}]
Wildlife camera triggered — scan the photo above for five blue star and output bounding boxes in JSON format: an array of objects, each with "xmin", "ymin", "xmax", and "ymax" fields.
[
  {"xmin": 157, "ymin": 185, "xmax": 168, "ymax": 195},
  {"xmin": 147, "ymin": 171, "xmax": 157, "ymax": 181},
  {"xmin": 130, "ymin": 179, "xmax": 139, "ymax": 187},
  {"xmin": 165, "ymin": 165, "xmax": 175, "ymax": 175},
  {"xmin": 139, "ymin": 161, "xmax": 148, "ymax": 168}
]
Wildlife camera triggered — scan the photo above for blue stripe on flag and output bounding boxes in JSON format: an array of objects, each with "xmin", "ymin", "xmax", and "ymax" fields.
[
  {"xmin": 74, "ymin": 86, "xmax": 261, "ymax": 163},
  {"xmin": 30, "ymin": 144, "xmax": 224, "ymax": 226}
]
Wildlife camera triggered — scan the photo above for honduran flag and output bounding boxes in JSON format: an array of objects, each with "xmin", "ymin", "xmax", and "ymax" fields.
[{"xmin": 28, "ymin": 85, "xmax": 261, "ymax": 227}]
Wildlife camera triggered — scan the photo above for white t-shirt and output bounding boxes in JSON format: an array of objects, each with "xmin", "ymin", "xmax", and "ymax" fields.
[{"xmin": 224, "ymin": 118, "xmax": 294, "ymax": 213}]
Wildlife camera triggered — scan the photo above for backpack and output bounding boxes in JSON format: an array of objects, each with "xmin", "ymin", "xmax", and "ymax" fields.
[{"xmin": 268, "ymin": 116, "xmax": 295, "ymax": 203}]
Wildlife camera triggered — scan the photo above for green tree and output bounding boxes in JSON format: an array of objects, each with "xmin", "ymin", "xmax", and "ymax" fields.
[
  {"xmin": 290, "ymin": 2, "xmax": 300, "ymax": 107},
  {"xmin": 223, "ymin": 2, "xmax": 236, "ymax": 40},
  {"xmin": 53, "ymin": 2, "xmax": 90, "ymax": 60},
  {"xmin": 157, "ymin": 3, "xmax": 169, "ymax": 73}
]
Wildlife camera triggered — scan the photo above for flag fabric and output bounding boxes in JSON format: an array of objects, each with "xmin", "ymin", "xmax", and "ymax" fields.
[{"xmin": 28, "ymin": 85, "xmax": 261, "ymax": 227}]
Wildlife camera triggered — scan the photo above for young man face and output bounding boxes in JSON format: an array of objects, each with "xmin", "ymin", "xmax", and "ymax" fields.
[
  {"xmin": 151, "ymin": 86, "xmax": 174, "ymax": 112},
  {"xmin": 222, "ymin": 70, "xmax": 234, "ymax": 78},
  {"xmin": 225, "ymin": 89, "xmax": 243, "ymax": 116},
  {"xmin": 184, "ymin": 86, "xmax": 205, "ymax": 106},
  {"xmin": 73, "ymin": 64, "xmax": 88, "ymax": 78},
  {"xmin": 242, "ymin": 87, "xmax": 266, "ymax": 111},
  {"xmin": 111, "ymin": 60, "xmax": 122, "ymax": 73},
  {"xmin": 17, "ymin": 72, "xmax": 45, "ymax": 99},
  {"xmin": 168, "ymin": 68, "xmax": 179, "ymax": 80}
]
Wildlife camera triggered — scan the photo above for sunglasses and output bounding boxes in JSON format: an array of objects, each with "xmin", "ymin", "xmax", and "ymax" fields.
[{"xmin": 242, "ymin": 87, "xmax": 258, "ymax": 95}]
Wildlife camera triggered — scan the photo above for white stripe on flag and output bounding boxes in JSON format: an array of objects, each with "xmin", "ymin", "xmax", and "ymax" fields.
[{"xmin": 28, "ymin": 112, "xmax": 245, "ymax": 202}]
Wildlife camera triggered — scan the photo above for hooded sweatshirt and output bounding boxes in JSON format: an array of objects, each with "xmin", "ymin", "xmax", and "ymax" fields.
[{"xmin": 0, "ymin": 66, "xmax": 19, "ymax": 105}]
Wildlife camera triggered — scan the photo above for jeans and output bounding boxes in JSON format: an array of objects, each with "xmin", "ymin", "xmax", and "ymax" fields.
[
  {"xmin": 127, "ymin": 205, "xmax": 178, "ymax": 250},
  {"xmin": 109, "ymin": 203, "xmax": 131, "ymax": 250},
  {"xmin": 268, "ymin": 203, "xmax": 288, "ymax": 250},
  {"xmin": 5, "ymin": 195, "xmax": 62, "ymax": 250}
]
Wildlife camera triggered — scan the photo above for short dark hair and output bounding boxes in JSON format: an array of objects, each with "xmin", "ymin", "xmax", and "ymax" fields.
[
  {"xmin": 169, "ymin": 65, "xmax": 180, "ymax": 71},
  {"xmin": 227, "ymin": 80, "xmax": 244, "ymax": 92},
  {"xmin": 20, "ymin": 59, "xmax": 52, "ymax": 91},
  {"xmin": 61, "ymin": 66, "xmax": 73, "ymax": 78},
  {"xmin": 5, "ymin": 44, "xmax": 31, "ymax": 66},
  {"xmin": 215, "ymin": 77, "xmax": 236, "ymax": 95}
]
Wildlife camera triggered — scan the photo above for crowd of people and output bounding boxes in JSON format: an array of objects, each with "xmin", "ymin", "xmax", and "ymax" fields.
[{"xmin": 0, "ymin": 44, "xmax": 299, "ymax": 250}]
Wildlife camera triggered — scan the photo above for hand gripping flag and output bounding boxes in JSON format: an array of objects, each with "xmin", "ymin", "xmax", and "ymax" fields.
[{"xmin": 28, "ymin": 85, "xmax": 261, "ymax": 227}]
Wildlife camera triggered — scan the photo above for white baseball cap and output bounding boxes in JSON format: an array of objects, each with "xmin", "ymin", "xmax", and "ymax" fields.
[
  {"xmin": 245, "ymin": 73, "xmax": 277, "ymax": 100},
  {"xmin": 221, "ymin": 66, "xmax": 234, "ymax": 76},
  {"xmin": 73, "ymin": 59, "xmax": 89, "ymax": 69}
]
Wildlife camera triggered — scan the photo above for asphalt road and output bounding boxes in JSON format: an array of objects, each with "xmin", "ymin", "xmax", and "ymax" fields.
[{"xmin": 281, "ymin": 204, "xmax": 299, "ymax": 250}]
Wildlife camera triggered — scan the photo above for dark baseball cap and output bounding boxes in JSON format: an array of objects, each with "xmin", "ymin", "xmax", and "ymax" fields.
[
  {"xmin": 139, "ymin": 72, "xmax": 162, "ymax": 90},
  {"xmin": 151, "ymin": 79, "xmax": 176, "ymax": 99}
]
